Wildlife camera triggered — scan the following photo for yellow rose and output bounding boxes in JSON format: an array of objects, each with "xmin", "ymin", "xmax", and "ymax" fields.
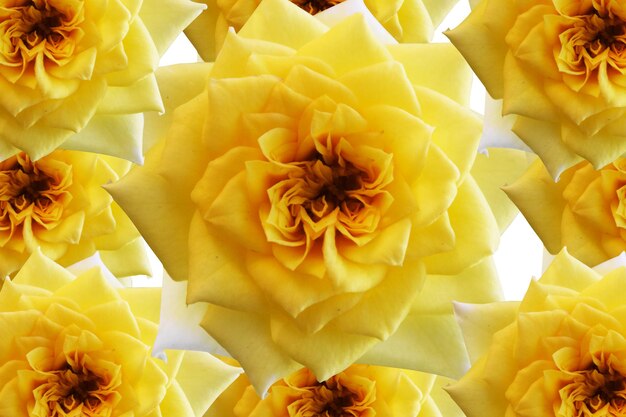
[
  {"xmin": 447, "ymin": 250, "xmax": 626, "ymax": 417},
  {"xmin": 0, "ymin": 0, "xmax": 204, "ymax": 162},
  {"xmin": 0, "ymin": 150, "xmax": 150, "ymax": 278},
  {"xmin": 0, "ymin": 250, "xmax": 242, "ymax": 417},
  {"xmin": 448, "ymin": 0, "xmax": 626, "ymax": 178},
  {"xmin": 505, "ymin": 158, "xmax": 626, "ymax": 267},
  {"xmin": 206, "ymin": 363, "xmax": 464, "ymax": 417},
  {"xmin": 186, "ymin": 0, "xmax": 461, "ymax": 60},
  {"xmin": 109, "ymin": 0, "xmax": 503, "ymax": 393}
]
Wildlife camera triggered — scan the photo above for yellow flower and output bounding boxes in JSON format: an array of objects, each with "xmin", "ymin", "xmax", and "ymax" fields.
[
  {"xmin": 0, "ymin": 250, "xmax": 242, "ymax": 417},
  {"xmin": 186, "ymin": 0, "xmax": 461, "ymax": 60},
  {"xmin": 109, "ymin": 0, "xmax": 502, "ymax": 393},
  {"xmin": 447, "ymin": 250, "xmax": 626, "ymax": 417},
  {"xmin": 505, "ymin": 158, "xmax": 626, "ymax": 267},
  {"xmin": 206, "ymin": 364, "xmax": 464, "ymax": 417},
  {"xmin": 0, "ymin": 0, "xmax": 204, "ymax": 162},
  {"xmin": 0, "ymin": 150, "xmax": 149, "ymax": 278},
  {"xmin": 448, "ymin": 0, "xmax": 626, "ymax": 178}
]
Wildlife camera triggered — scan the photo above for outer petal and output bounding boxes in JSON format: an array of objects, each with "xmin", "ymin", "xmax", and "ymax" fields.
[{"xmin": 471, "ymin": 148, "xmax": 536, "ymax": 232}]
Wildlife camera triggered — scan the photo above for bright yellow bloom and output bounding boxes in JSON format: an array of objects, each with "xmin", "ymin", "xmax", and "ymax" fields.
[
  {"xmin": 186, "ymin": 0, "xmax": 461, "ymax": 60},
  {"xmin": 0, "ymin": 250, "xmax": 242, "ymax": 417},
  {"xmin": 448, "ymin": 250, "xmax": 626, "ymax": 417},
  {"xmin": 109, "ymin": 0, "xmax": 502, "ymax": 393},
  {"xmin": 505, "ymin": 158, "xmax": 626, "ymax": 267},
  {"xmin": 448, "ymin": 0, "xmax": 626, "ymax": 178},
  {"xmin": 0, "ymin": 150, "xmax": 149, "ymax": 278},
  {"xmin": 207, "ymin": 364, "xmax": 464, "ymax": 417},
  {"xmin": 0, "ymin": 0, "xmax": 204, "ymax": 162}
]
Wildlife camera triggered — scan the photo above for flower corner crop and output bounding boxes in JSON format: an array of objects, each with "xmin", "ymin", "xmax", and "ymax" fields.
[
  {"xmin": 447, "ymin": 249, "xmax": 626, "ymax": 417},
  {"xmin": 206, "ymin": 363, "xmax": 464, "ymax": 417},
  {"xmin": 505, "ymin": 157, "xmax": 626, "ymax": 267},
  {"xmin": 0, "ymin": 250, "xmax": 242, "ymax": 417},
  {"xmin": 109, "ymin": 0, "xmax": 504, "ymax": 393},
  {"xmin": 0, "ymin": 0, "xmax": 204, "ymax": 162},
  {"xmin": 185, "ymin": 0, "xmax": 461, "ymax": 60},
  {"xmin": 0, "ymin": 150, "xmax": 149, "ymax": 278},
  {"xmin": 447, "ymin": 0, "xmax": 626, "ymax": 179}
]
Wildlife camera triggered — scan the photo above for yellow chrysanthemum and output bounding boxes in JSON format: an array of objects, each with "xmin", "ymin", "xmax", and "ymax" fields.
[
  {"xmin": 0, "ymin": 0, "xmax": 204, "ymax": 162},
  {"xmin": 0, "ymin": 150, "xmax": 149, "ymax": 278},
  {"xmin": 109, "ymin": 0, "xmax": 503, "ymax": 393},
  {"xmin": 0, "ymin": 250, "xmax": 242, "ymax": 417},
  {"xmin": 448, "ymin": 250, "xmax": 626, "ymax": 417},
  {"xmin": 448, "ymin": 0, "xmax": 626, "ymax": 178},
  {"xmin": 207, "ymin": 363, "xmax": 464, "ymax": 417},
  {"xmin": 505, "ymin": 158, "xmax": 626, "ymax": 267},
  {"xmin": 185, "ymin": 0, "xmax": 460, "ymax": 60}
]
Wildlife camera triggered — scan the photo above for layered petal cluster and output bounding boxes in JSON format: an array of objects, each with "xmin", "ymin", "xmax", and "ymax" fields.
[
  {"xmin": 448, "ymin": 250, "xmax": 626, "ymax": 417},
  {"xmin": 448, "ymin": 0, "xmax": 626, "ymax": 178},
  {"xmin": 0, "ymin": 150, "xmax": 149, "ymax": 278},
  {"xmin": 506, "ymin": 158, "xmax": 626, "ymax": 267},
  {"xmin": 206, "ymin": 363, "xmax": 464, "ymax": 417},
  {"xmin": 109, "ymin": 0, "xmax": 501, "ymax": 393},
  {"xmin": 0, "ymin": 251, "xmax": 242, "ymax": 417},
  {"xmin": 185, "ymin": 0, "xmax": 460, "ymax": 60},
  {"xmin": 0, "ymin": 0, "xmax": 204, "ymax": 162}
]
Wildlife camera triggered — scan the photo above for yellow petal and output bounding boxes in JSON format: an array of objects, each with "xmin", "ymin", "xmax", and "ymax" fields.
[
  {"xmin": 389, "ymin": 43, "xmax": 472, "ymax": 106},
  {"xmin": 503, "ymin": 159, "xmax": 566, "ymax": 253},
  {"xmin": 298, "ymin": 13, "xmax": 392, "ymax": 76},
  {"xmin": 454, "ymin": 301, "xmax": 519, "ymax": 363},
  {"xmin": 539, "ymin": 249, "xmax": 600, "ymax": 291},
  {"xmin": 105, "ymin": 168, "xmax": 193, "ymax": 282},
  {"xmin": 269, "ymin": 309, "xmax": 379, "ymax": 382},
  {"xmin": 471, "ymin": 148, "xmax": 536, "ymax": 233},
  {"xmin": 62, "ymin": 114, "xmax": 143, "ymax": 164},
  {"xmin": 140, "ymin": 0, "xmax": 206, "ymax": 55},
  {"xmin": 512, "ymin": 115, "xmax": 582, "ymax": 180},
  {"xmin": 13, "ymin": 249, "xmax": 74, "ymax": 291},
  {"xmin": 423, "ymin": 176, "xmax": 499, "ymax": 275},
  {"xmin": 200, "ymin": 304, "xmax": 302, "ymax": 395},
  {"xmin": 174, "ymin": 351, "xmax": 243, "ymax": 417},
  {"xmin": 184, "ymin": 0, "xmax": 220, "ymax": 61},
  {"xmin": 445, "ymin": 0, "xmax": 510, "ymax": 99},
  {"xmin": 100, "ymin": 238, "xmax": 153, "ymax": 278},
  {"xmin": 239, "ymin": 0, "xmax": 327, "ymax": 49}
]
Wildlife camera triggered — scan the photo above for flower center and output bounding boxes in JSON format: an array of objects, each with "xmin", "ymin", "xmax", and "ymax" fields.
[
  {"xmin": 557, "ymin": 7, "xmax": 626, "ymax": 85},
  {"xmin": 559, "ymin": 367, "xmax": 626, "ymax": 416},
  {"xmin": 0, "ymin": 0, "xmax": 83, "ymax": 70},
  {"xmin": 264, "ymin": 138, "xmax": 393, "ymax": 245},
  {"xmin": 286, "ymin": 370, "xmax": 376, "ymax": 417},
  {"xmin": 0, "ymin": 153, "xmax": 72, "ymax": 231},
  {"xmin": 289, "ymin": 0, "xmax": 345, "ymax": 14},
  {"xmin": 32, "ymin": 362, "xmax": 122, "ymax": 417}
]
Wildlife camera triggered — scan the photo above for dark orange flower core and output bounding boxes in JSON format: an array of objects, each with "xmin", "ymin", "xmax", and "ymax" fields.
[
  {"xmin": 0, "ymin": 153, "xmax": 72, "ymax": 232},
  {"xmin": 284, "ymin": 368, "xmax": 376, "ymax": 417},
  {"xmin": 558, "ymin": 366, "xmax": 626, "ymax": 416},
  {"xmin": 557, "ymin": 4, "xmax": 626, "ymax": 89},
  {"xmin": 31, "ymin": 356, "xmax": 122, "ymax": 417},
  {"xmin": 1, "ymin": 0, "xmax": 84, "ymax": 73},
  {"xmin": 264, "ymin": 137, "xmax": 393, "ymax": 248},
  {"xmin": 290, "ymin": 0, "xmax": 345, "ymax": 14}
]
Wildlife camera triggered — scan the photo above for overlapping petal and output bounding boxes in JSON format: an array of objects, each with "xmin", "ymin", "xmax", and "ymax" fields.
[
  {"xmin": 109, "ymin": 0, "xmax": 501, "ymax": 393},
  {"xmin": 448, "ymin": 0, "xmax": 626, "ymax": 178},
  {"xmin": 447, "ymin": 249, "xmax": 626, "ymax": 417},
  {"xmin": 0, "ymin": 0, "xmax": 205, "ymax": 161},
  {"xmin": 0, "ymin": 150, "xmax": 150, "ymax": 278},
  {"xmin": 506, "ymin": 157, "xmax": 626, "ymax": 266},
  {"xmin": 206, "ymin": 362, "xmax": 464, "ymax": 417},
  {"xmin": 0, "ymin": 250, "xmax": 242, "ymax": 417},
  {"xmin": 185, "ymin": 0, "xmax": 461, "ymax": 60}
]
